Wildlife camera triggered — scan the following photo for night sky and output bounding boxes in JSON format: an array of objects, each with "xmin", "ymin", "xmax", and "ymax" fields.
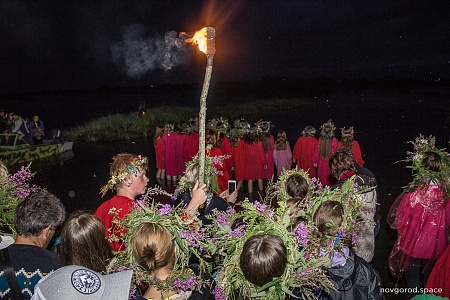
[{"xmin": 1, "ymin": 0, "xmax": 449, "ymax": 94}]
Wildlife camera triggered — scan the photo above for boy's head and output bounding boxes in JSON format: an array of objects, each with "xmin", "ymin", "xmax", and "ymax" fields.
[
  {"xmin": 329, "ymin": 148, "xmax": 357, "ymax": 179},
  {"xmin": 313, "ymin": 200, "xmax": 343, "ymax": 237},
  {"xmin": 423, "ymin": 151, "xmax": 442, "ymax": 172},
  {"xmin": 240, "ymin": 234, "xmax": 287, "ymax": 287},
  {"xmin": 285, "ymin": 174, "xmax": 309, "ymax": 199}
]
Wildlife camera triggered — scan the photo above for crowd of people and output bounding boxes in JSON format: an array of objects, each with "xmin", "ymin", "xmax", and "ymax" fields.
[
  {"xmin": 0, "ymin": 109, "xmax": 46, "ymax": 146},
  {"xmin": 0, "ymin": 120, "xmax": 449, "ymax": 300}
]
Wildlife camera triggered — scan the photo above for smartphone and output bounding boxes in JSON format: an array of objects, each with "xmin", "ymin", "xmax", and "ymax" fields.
[{"xmin": 228, "ymin": 180, "xmax": 237, "ymax": 194}]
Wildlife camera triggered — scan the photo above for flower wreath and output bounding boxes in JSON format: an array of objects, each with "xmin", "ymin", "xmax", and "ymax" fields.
[
  {"xmin": 204, "ymin": 199, "xmax": 333, "ymax": 300},
  {"xmin": 269, "ymin": 167, "xmax": 314, "ymax": 203},
  {"xmin": 399, "ymin": 134, "xmax": 450, "ymax": 196},
  {"xmin": 100, "ymin": 155, "xmax": 148, "ymax": 197},
  {"xmin": 108, "ymin": 187, "xmax": 212, "ymax": 297},
  {"xmin": 319, "ymin": 119, "xmax": 336, "ymax": 138},
  {"xmin": 306, "ymin": 178, "xmax": 365, "ymax": 254},
  {"xmin": 0, "ymin": 163, "xmax": 39, "ymax": 236},
  {"xmin": 173, "ymin": 152, "xmax": 227, "ymax": 199}
]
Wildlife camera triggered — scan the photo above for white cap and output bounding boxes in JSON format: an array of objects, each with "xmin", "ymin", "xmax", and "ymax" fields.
[{"xmin": 32, "ymin": 265, "xmax": 133, "ymax": 300}]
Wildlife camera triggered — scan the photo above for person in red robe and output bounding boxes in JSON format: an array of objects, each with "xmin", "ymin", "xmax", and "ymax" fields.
[
  {"xmin": 153, "ymin": 125, "xmax": 165, "ymax": 180},
  {"xmin": 243, "ymin": 127, "xmax": 267, "ymax": 194},
  {"xmin": 336, "ymin": 126, "xmax": 365, "ymax": 166},
  {"xmin": 292, "ymin": 126, "xmax": 318, "ymax": 179},
  {"xmin": 162, "ymin": 122, "xmax": 178, "ymax": 183},
  {"xmin": 312, "ymin": 120, "xmax": 338, "ymax": 187},
  {"xmin": 174, "ymin": 121, "xmax": 187, "ymax": 177},
  {"xmin": 206, "ymin": 130, "xmax": 229, "ymax": 194},
  {"xmin": 388, "ymin": 149, "xmax": 450, "ymax": 296}
]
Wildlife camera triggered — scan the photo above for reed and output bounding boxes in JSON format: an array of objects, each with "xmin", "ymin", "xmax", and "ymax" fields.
[{"xmin": 64, "ymin": 98, "xmax": 313, "ymax": 142}]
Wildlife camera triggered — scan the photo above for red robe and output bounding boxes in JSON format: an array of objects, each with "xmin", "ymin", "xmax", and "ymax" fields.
[
  {"xmin": 244, "ymin": 141, "xmax": 267, "ymax": 181},
  {"xmin": 162, "ymin": 133, "xmax": 177, "ymax": 176},
  {"xmin": 183, "ymin": 133, "xmax": 199, "ymax": 163},
  {"xmin": 155, "ymin": 137, "xmax": 165, "ymax": 170},
  {"xmin": 207, "ymin": 147, "xmax": 229, "ymax": 194},
  {"xmin": 94, "ymin": 195, "xmax": 135, "ymax": 252},
  {"xmin": 263, "ymin": 135, "xmax": 275, "ymax": 180},
  {"xmin": 174, "ymin": 133, "xmax": 186, "ymax": 176},
  {"xmin": 231, "ymin": 139, "xmax": 245, "ymax": 182},
  {"xmin": 337, "ymin": 140, "xmax": 365, "ymax": 166},
  {"xmin": 292, "ymin": 136, "xmax": 318, "ymax": 178},
  {"xmin": 311, "ymin": 137, "xmax": 338, "ymax": 187},
  {"xmin": 221, "ymin": 136, "xmax": 234, "ymax": 178}
]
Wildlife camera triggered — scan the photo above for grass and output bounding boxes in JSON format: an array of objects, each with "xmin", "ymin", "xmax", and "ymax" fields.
[{"xmin": 64, "ymin": 98, "xmax": 315, "ymax": 142}]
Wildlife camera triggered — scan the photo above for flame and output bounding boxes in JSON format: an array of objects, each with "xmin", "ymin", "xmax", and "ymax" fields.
[{"xmin": 186, "ymin": 27, "xmax": 208, "ymax": 54}]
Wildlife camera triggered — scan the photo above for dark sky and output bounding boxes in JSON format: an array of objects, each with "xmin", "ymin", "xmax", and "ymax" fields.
[{"xmin": 1, "ymin": 0, "xmax": 449, "ymax": 94}]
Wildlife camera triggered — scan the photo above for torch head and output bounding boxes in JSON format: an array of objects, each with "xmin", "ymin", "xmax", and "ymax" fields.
[{"xmin": 205, "ymin": 27, "xmax": 216, "ymax": 56}]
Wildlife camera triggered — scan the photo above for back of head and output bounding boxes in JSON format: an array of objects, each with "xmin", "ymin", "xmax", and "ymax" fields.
[
  {"xmin": 184, "ymin": 162, "xmax": 200, "ymax": 185},
  {"xmin": 60, "ymin": 211, "xmax": 112, "ymax": 273},
  {"xmin": 313, "ymin": 201, "xmax": 343, "ymax": 238},
  {"xmin": 423, "ymin": 151, "xmax": 442, "ymax": 172},
  {"xmin": 302, "ymin": 126, "xmax": 316, "ymax": 137},
  {"xmin": 340, "ymin": 126, "xmax": 354, "ymax": 150},
  {"xmin": 285, "ymin": 174, "xmax": 309, "ymax": 199},
  {"xmin": 329, "ymin": 148, "xmax": 357, "ymax": 179},
  {"xmin": 14, "ymin": 190, "xmax": 65, "ymax": 237},
  {"xmin": 240, "ymin": 234, "xmax": 287, "ymax": 287},
  {"xmin": 275, "ymin": 130, "xmax": 287, "ymax": 150},
  {"xmin": 131, "ymin": 222, "xmax": 175, "ymax": 275}
]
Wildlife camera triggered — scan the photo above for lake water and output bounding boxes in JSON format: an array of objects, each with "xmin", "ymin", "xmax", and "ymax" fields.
[{"xmin": 4, "ymin": 86, "xmax": 450, "ymax": 298}]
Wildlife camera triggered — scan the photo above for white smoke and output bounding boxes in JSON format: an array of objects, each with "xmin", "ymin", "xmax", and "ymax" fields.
[{"xmin": 110, "ymin": 24, "xmax": 190, "ymax": 79}]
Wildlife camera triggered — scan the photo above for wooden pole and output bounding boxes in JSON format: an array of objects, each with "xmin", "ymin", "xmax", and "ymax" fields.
[{"xmin": 198, "ymin": 54, "xmax": 214, "ymax": 186}]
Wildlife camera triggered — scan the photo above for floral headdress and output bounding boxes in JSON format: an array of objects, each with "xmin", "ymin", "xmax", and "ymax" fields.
[
  {"xmin": 302, "ymin": 126, "xmax": 316, "ymax": 137},
  {"xmin": 255, "ymin": 119, "xmax": 274, "ymax": 133},
  {"xmin": 269, "ymin": 168, "xmax": 314, "ymax": 203},
  {"xmin": 0, "ymin": 163, "xmax": 39, "ymax": 236},
  {"xmin": 307, "ymin": 178, "xmax": 365, "ymax": 254},
  {"xmin": 399, "ymin": 134, "xmax": 450, "ymax": 196},
  {"xmin": 173, "ymin": 153, "xmax": 227, "ymax": 199},
  {"xmin": 108, "ymin": 187, "xmax": 212, "ymax": 297},
  {"xmin": 340, "ymin": 126, "xmax": 354, "ymax": 137},
  {"xmin": 204, "ymin": 199, "xmax": 333, "ymax": 300},
  {"xmin": 320, "ymin": 119, "xmax": 336, "ymax": 138},
  {"xmin": 233, "ymin": 118, "xmax": 250, "ymax": 130},
  {"xmin": 100, "ymin": 155, "xmax": 148, "ymax": 197}
]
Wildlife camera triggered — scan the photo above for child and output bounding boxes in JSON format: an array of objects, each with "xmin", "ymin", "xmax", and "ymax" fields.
[
  {"xmin": 206, "ymin": 130, "xmax": 229, "ymax": 195},
  {"xmin": 162, "ymin": 122, "xmax": 178, "ymax": 182},
  {"xmin": 95, "ymin": 153, "xmax": 150, "ymax": 251},
  {"xmin": 258, "ymin": 120, "xmax": 275, "ymax": 181},
  {"xmin": 314, "ymin": 201, "xmax": 384, "ymax": 300},
  {"xmin": 229, "ymin": 120, "xmax": 248, "ymax": 192},
  {"xmin": 153, "ymin": 125, "xmax": 165, "ymax": 181},
  {"xmin": 240, "ymin": 234, "xmax": 287, "ymax": 287},
  {"xmin": 388, "ymin": 138, "xmax": 450, "ymax": 294},
  {"xmin": 273, "ymin": 130, "xmax": 292, "ymax": 176},
  {"xmin": 312, "ymin": 120, "xmax": 338, "ymax": 187},
  {"xmin": 243, "ymin": 127, "xmax": 267, "ymax": 194},
  {"xmin": 293, "ymin": 126, "xmax": 318, "ymax": 178},
  {"xmin": 337, "ymin": 126, "xmax": 365, "ymax": 166}
]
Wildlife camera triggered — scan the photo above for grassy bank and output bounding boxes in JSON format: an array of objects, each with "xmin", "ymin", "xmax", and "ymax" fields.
[{"xmin": 64, "ymin": 98, "xmax": 315, "ymax": 142}]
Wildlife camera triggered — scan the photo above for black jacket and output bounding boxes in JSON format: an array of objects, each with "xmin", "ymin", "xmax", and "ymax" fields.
[{"xmin": 326, "ymin": 250, "xmax": 385, "ymax": 300}]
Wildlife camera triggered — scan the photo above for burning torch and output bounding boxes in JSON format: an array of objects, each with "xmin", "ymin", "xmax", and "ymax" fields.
[{"xmin": 187, "ymin": 27, "xmax": 216, "ymax": 186}]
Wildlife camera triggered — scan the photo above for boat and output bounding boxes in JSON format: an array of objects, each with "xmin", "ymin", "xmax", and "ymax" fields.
[{"xmin": 0, "ymin": 134, "xmax": 73, "ymax": 166}]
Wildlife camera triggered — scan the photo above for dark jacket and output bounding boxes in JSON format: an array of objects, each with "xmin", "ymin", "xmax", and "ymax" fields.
[
  {"xmin": 172, "ymin": 191, "xmax": 234, "ymax": 225},
  {"xmin": 327, "ymin": 250, "xmax": 385, "ymax": 300}
]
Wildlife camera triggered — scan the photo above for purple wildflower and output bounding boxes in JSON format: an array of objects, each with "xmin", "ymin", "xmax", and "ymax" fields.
[
  {"xmin": 352, "ymin": 233, "xmax": 359, "ymax": 245},
  {"xmin": 216, "ymin": 213, "xmax": 231, "ymax": 227},
  {"xmin": 212, "ymin": 286, "xmax": 226, "ymax": 300},
  {"xmin": 229, "ymin": 225, "xmax": 247, "ymax": 238},
  {"xmin": 158, "ymin": 204, "xmax": 173, "ymax": 216},
  {"xmin": 294, "ymin": 222, "xmax": 309, "ymax": 248},
  {"xmin": 179, "ymin": 228, "xmax": 206, "ymax": 247},
  {"xmin": 253, "ymin": 200, "xmax": 267, "ymax": 213},
  {"xmin": 172, "ymin": 276, "xmax": 197, "ymax": 292}
]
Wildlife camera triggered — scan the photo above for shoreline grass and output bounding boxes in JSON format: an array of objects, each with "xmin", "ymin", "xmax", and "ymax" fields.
[{"xmin": 64, "ymin": 98, "xmax": 316, "ymax": 142}]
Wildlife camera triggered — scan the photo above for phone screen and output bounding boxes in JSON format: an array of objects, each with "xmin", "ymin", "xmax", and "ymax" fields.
[{"xmin": 228, "ymin": 180, "xmax": 236, "ymax": 194}]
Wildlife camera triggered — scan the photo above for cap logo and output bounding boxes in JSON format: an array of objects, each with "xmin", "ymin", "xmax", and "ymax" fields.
[{"xmin": 71, "ymin": 269, "xmax": 102, "ymax": 294}]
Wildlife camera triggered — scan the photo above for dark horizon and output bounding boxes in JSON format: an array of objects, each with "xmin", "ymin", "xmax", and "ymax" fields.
[{"xmin": 1, "ymin": 1, "xmax": 449, "ymax": 95}]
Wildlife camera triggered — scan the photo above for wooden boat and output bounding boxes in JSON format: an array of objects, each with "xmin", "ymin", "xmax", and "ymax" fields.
[{"xmin": 0, "ymin": 134, "xmax": 73, "ymax": 166}]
